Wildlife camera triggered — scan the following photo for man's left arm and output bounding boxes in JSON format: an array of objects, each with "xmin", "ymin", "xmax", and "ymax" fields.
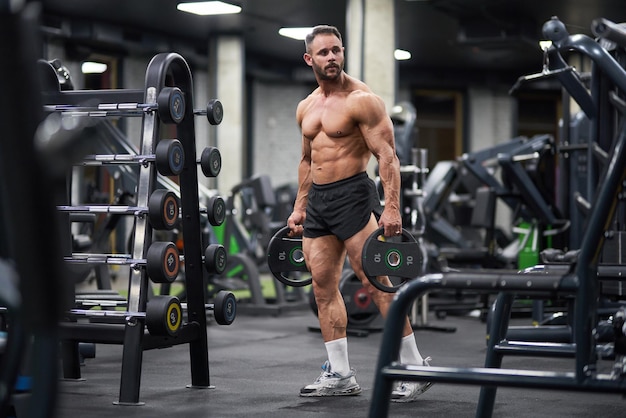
[{"xmin": 354, "ymin": 93, "xmax": 402, "ymax": 236}]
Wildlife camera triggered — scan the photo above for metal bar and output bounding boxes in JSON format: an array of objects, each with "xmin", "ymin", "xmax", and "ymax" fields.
[
  {"xmin": 81, "ymin": 154, "xmax": 156, "ymax": 163},
  {"xmin": 546, "ymin": 48, "xmax": 596, "ymax": 119},
  {"xmin": 58, "ymin": 321, "xmax": 199, "ymax": 349},
  {"xmin": 478, "ymin": 291, "xmax": 514, "ymax": 418},
  {"xmin": 57, "ymin": 205, "xmax": 147, "ymax": 214},
  {"xmin": 381, "ymin": 364, "xmax": 626, "ymax": 393},
  {"xmin": 117, "ymin": 66, "xmax": 159, "ymax": 407},
  {"xmin": 369, "ymin": 270, "xmax": 577, "ymax": 417},
  {"xmin": 53, "ymin": 110, "xmax": 146, "ymax": 119},
  {"xmin": 41, "ymin": 89, "xmax": 144, "ymax": 106},
  {"xmin": 64, "ymin": 254, "xmax": 143, "ymax": 266},
  {"xmin": 68, "ymin": 309, "xmax": 146, "ymax": 319},
  {"xmin": 501, "ymin": 325, "xmax": 572, "ymax": 344},
  {"xmin": 493, "ymin": 341, "xmax": 576, "ymax": 357},
  {"xmin": 44, "ymin": 102, "xmax": 155, "ymax": 112}
]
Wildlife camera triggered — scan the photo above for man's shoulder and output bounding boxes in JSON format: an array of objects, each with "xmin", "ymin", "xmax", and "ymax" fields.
[
  {"xmin": 343, "ymin": 82, "xmax": 387, "ymax": 121},
  {"xmin": 346, "ymin": 88, "xmax": 383, "ymax": 110}
]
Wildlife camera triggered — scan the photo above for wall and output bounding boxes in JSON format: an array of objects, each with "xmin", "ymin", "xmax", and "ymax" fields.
[
  {"xmin": 251, "ymin": 80, "xmax": 311, "ymax": 189},
  {"xmin": 468, "ymin": 86, "xmax": 516, "ymax": 233},
  {"xmin": 468, "ymin": 87, "xmax": 515, "ymax": 151}
]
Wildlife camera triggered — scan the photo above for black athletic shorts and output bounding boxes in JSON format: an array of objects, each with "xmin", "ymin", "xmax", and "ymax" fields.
[{"xmin": 303, "ymin": 172, "xmax": 382, "ymax": 241}]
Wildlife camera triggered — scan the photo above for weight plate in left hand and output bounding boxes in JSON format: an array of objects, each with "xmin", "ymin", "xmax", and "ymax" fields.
[
  {"xmin": 361, "ymin": 227, "xmax": 422, "ymax": 293},
  {"xmin": 266, "ymin": 226, "xmax": 311, "ymax": 287}
]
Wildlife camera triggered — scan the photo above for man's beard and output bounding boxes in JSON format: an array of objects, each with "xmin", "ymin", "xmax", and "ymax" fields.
[{"xmin": 314, "ymin": 62, "xmax": 342, "ymax": 81}]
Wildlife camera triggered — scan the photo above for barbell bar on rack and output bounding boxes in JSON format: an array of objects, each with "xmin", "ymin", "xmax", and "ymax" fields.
[
  {"xmin": 67, "ymin": 290, "xmax": 236, "ymax": 337},
  {"xmin": 68, "ymin": 295, "xmax": 184, "ymax": 336},
  {"xmin": 58, "ymin": 190, "xmax": 226, "ymax": 229},
  {"xmin": 58, "ymin": 189, "xmax": 181, "ymax": 231},
  {"xmin": 81, "ymin": 138, "xmax": 184, "ymax": 176},
  {"xmin": 44, "ymin": 87, "xmax": 186, "ymax": 124},
  {"xmin": 80, "ymin": 142, "xmax": 220, "ymax": 179},
  {"xmin": 65, "ymin": 242, "xmax": 227, "ymax": 282},
  {"xmin": 65, "ymin": 241, "xmax": 181, "ymax": 284}
]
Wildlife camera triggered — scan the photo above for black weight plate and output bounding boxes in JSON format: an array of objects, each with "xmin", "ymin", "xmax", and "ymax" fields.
[
  {"xmin": 146, "ymin": 295, "xmax": 182, "ymax": 336},
  {"xmin": 146, "ymin": 241, "xmax": 180, "ymax": 283},
  {"xmin": 206, "ymin": 99, "xmax": 223, "ymax": 125},
  {"xmin": 213, "ymin": 290, "xmax": 236, "ymax": 325},
  {"xmin": 206, "ymin": 195, "xmax": 226, "ymax": 226},
  {"xmin": 200, "ymin": 146, "xmax": 221, "ymax": 177},
  {"xmin": 157, "ymin": 87, "xmax": 186, "ymax": 124},
  {"xmin": 204, "ymin": 244, "xmax": 227, "ymax": 274},
  {"xmin": 362, "ymin": 227, "xmax": 422, "ymax": 293},
  {"xmin": 266, "ymin": 226, "xmax": 311, "ymax": 287},
  {"xmin": 148, "ymin": 189, "xmax": 180, "ymax": 230},
  {"xmin": 340, "ymin": 270, "xmax": 380, "ymax": 326},
  {"xmin": 155, "ymin": 139, "xmax": 185, "ymax": 176}
]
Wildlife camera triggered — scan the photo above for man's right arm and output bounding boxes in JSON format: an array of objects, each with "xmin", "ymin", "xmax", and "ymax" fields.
[
  {"xmin": 287, "ymin": 135, "xmax": 311, "ymax": 235},
  {"xmin": 288, "ymin": 103, "xmax": 312, "ymax": 234},
  {"xmin": 294, "ymin": 137, "xmax": 312, "ymax": 211}
]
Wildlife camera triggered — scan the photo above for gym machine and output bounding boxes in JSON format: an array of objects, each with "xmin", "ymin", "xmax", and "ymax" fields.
[
  {"xmin": 41, "ymin": 52, "xmax": 236, "ymax": 405},
  {"xmin": 369, "ymin": 16, "xmax": 626, "ymax": 418},
  {"xmin": 505, "ymin": 14, "xmax": 626, "ymax": 336}
]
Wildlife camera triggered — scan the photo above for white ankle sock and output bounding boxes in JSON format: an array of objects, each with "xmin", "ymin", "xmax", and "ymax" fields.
[
  {"xmin": 325, "ymin": 337, "xmax": 350, "ymax": 376},
  {"xmin": 400, "ymin": 334, "xmax": 424, "ymax": 365}
]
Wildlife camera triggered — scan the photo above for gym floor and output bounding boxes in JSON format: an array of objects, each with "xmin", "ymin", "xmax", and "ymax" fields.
[{"xmin": 53, "ymin": 288, "xmax": 625, "ymax": 418}]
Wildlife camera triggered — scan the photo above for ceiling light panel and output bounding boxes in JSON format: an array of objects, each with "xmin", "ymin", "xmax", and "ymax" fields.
[{"xmin": 177, "ymin": 1, "xmax": 241, "ymax": 16}]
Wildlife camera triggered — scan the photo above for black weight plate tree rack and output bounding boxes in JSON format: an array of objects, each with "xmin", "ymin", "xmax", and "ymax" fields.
[{"xmin": 46, "ymin": 53, "xmax": 219, "ymax": 405}]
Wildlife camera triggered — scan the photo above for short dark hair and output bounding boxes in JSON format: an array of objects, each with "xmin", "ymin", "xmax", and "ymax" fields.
[{"xmin": 305, "ymin": 25, "xmax": 342, "ymax": 53}]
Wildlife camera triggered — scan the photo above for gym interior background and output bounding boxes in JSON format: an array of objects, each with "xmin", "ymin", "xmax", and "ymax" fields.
[
  {"xmin": 4, "ymin": 0, "xmax": 626, "ymax": 417},
  {"xmin": 39, "ymin": 0, "xmax": 626, "ymax": 193}
]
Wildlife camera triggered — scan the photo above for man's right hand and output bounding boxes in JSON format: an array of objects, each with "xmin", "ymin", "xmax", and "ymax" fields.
[{"xmin": 287, "ymin": 211, "xmax": 305, "ymax": 237}]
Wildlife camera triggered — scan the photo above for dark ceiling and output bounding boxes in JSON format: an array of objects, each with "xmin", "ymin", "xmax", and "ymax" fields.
[{"xmin": 39, "ymin": 0, "xmax": 626, "ymax": 86}]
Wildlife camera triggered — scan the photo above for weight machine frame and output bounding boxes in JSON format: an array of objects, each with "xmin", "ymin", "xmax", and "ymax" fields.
[{"xmin": 370, "ymin": 16, "xmax": 626, "ymax": 418}]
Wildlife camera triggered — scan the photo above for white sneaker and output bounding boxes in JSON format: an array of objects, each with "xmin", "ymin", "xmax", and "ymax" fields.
[
  {"xmin": 390, "ymin": 356, "xmax": 433, "ymax": 402},
  {"xmin": 300, "ymin": 360, "xmax": 362, "ymax": 397}
]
